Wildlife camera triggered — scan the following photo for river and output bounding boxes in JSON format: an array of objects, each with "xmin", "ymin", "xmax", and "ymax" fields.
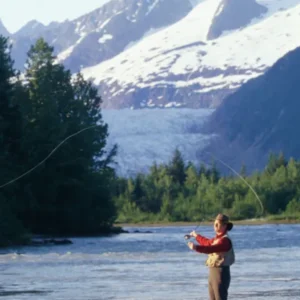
[{"xmin": 0, "ymin": 224, "xmax": 299, "ymax": 299}]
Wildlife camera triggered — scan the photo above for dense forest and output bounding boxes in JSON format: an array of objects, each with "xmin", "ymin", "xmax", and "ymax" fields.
[
  {"xmin": 113, "ymin": 150, "xmax": 300, "ymax": 223},
  {"xmin": 0, "ymin": 35, "xmax": 299, "ymax": 247}
]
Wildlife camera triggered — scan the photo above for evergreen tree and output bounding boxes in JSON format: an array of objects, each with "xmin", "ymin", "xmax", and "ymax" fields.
[
  {"xmin": 16, "ymin": 38, "xmax": 117, "ymax": 234},
  {"xmin": 0, "ymin": 35, "xmax": 23, "ymax": 175},
  {"xmin": 0, "ymin": 35, "xmax": 27, "ymax": 245},
  {"xmin": 131, "ymin": 174, "xmax": 147, "ymax": 211},
  {"xmin": 185, "ymin": 163, "xmax": 198, "ymax": 194},
  {"xmin": 240, "ymin": 163, "xmax": 247, "ymax": 178},
  {"xmin": 287, "ymin": 158, "xmax": 300, "ymax": 184},
  {"xmin": 207, "ymin": 161, "xmax": 220, "ymax": 183},
  {"xmin": 168, "ymin": 148, "xmax": 186, "ymax": 185},
  {"xmin": 265, "ymin": 152, "xmax": 287, "ymax": 175},
  {"xmin": 198, "ymin": 163, "xmax": 207, "ymax": 177}
]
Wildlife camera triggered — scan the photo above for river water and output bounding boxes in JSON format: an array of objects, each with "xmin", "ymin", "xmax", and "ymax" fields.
[{"xmin": 0, "ymin": 224, "xmax": 299, "ymax": 299}]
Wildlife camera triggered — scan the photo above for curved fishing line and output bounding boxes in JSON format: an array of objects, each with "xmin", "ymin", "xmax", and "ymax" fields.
[
  {"xmin": 204, "ymin": 151, "xmax": 264, "ymax": 215},
  {"xmin": 0, "ymin": 125, "xmax": 98, "ymax": 189},
  {"xmin": 184, "ymin": 151, "xmax": 265, "ymax": 240}
]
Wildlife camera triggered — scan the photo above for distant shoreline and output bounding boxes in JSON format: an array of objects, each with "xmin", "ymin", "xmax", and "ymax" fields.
[{"xmin": 116, "ymin": 218, "xmax": 300, "ymax": 227}]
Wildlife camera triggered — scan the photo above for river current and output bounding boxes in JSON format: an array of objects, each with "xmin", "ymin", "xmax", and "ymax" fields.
[{"xmin": 0, "ymin": 224, "xmax": 299, "ymax": 299}]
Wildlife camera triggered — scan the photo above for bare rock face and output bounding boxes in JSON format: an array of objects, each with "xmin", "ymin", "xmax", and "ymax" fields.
[
  {"xmin": 13, "ymin": 21, "xmax": 46, "ymax": 38},
  {"xmin": 203, "ymin": 46, "xmax": 300, "ymax": 172},
  {"xmin": 207, "ymin": 0, "xmax": 267, "ymax": 40}
]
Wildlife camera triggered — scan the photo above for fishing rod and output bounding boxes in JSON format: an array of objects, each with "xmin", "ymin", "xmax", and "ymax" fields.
[{"xmin": 184, "ymin": 225, "xmax": 201, "ymax": 240}]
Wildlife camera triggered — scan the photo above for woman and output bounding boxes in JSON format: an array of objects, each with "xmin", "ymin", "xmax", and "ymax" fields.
[{"xmin": 187, "ymin": 213, "xmax": 235, "ymax": 300}]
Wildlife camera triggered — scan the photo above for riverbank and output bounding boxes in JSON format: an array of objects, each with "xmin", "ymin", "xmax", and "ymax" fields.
[{"xmin": 116, "ymin": 217, "xmax": 300, "ymax": 228}]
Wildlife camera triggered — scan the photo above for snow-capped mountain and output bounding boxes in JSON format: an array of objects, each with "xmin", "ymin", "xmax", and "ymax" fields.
[
  {"xmin": 80, "ymin": 0, "xmax": 300, "ymax": 109},
  {"xmin": 8, "ymin": 0, "xmax": 193, "ymax": 72},
  {"xmin": 3, "ymin": 0, "xmax": 300, "ymax": 109}
]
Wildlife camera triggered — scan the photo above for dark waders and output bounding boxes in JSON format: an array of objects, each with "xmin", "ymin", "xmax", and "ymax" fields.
[{"xmin": 208, "ymin": 266, "xmax": 231, "ymax": 300}]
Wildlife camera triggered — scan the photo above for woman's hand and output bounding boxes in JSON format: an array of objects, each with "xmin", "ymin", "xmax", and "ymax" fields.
[
  {"xmin": 189, "ymin": 230, "xmax": 197, "ymax": 238},
  {"xmin": 187, "ymin": 242, "xmax": 195, "ymax": 250}
]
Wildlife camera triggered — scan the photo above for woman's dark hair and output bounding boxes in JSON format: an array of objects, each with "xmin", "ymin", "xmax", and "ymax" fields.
[
  {"xmin": 226, "ymin": 222, "xmax": 233, "ymax": 231},
  {"xmin": 216, "ymin": 213, "xmax": 233, "ymax": 231}
]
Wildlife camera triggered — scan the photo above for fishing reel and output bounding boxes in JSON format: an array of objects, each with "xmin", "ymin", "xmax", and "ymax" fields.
[{"xmin": 184, "ymin": 234, "xmax": 191, "ymax": 240}]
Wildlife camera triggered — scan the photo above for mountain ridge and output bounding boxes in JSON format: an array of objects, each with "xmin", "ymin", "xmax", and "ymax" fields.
[
  {"xmin": 207, "ymin": 0, "xmax": 268, "ymax": 40},
  {"xmin": 202, "ymin": 45, "xmax": 300, "ymax": 172},
  {"xmin": 2, "ymin": 0, "xmax": 300, "ymax": 109},
  {"xmin": 0, "ymin": 19, "xmax": 10, "ymax": 37},
  {"xmin": 7, "ymin": 0, "xmax": 193, "ymax": 72}
]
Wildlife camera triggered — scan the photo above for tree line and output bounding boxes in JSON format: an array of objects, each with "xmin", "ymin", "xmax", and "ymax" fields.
[{"xmin": 113, "ymin": 150, "xmax": 300, "ymax": 223}]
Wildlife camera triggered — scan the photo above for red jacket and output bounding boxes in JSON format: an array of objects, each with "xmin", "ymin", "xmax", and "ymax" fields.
[{"xmin": 194, "ymin": 232, "xmax": 232, "ymax": 254}]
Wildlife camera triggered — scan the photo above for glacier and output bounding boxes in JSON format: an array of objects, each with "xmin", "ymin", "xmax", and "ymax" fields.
[{"xmin": 102, "ymin": 108, "xmax": 214, "ymax": 177}]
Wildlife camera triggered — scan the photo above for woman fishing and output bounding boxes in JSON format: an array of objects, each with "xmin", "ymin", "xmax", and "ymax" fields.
[{"xmin": 187, "ymin": 213, "xmax": 235, "ymax": 300}]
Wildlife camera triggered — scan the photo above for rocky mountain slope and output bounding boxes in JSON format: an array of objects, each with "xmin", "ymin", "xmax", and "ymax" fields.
[
  {"xmin": 203, "ymin": 45, "xmax": 300, "ymax": 172},
  {"xmin": 207, "ymin": 0, "xmax": 268, "ymax": 39}
]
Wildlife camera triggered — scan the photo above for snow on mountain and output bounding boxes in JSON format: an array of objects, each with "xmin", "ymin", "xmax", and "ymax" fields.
[
  {"xmin": 81, "ymin": 0, "xmax": 300, "ymax": 109},
  {"xmin": 9, "ymin": 0, "xmax": 193, "ymax": 72}
]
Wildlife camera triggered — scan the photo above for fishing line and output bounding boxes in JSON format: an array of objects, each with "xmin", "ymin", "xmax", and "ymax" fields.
[
  {"xmin": 205, "ymin": 151, "xmax": 264, "ymax": 215},
  {"xmin": 0, "ymin": 125, "xmax": 99, "ymax": 189},
  {"xmin": 184, "ymin": 151, "xmax": 265, "ymax": 240}
]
